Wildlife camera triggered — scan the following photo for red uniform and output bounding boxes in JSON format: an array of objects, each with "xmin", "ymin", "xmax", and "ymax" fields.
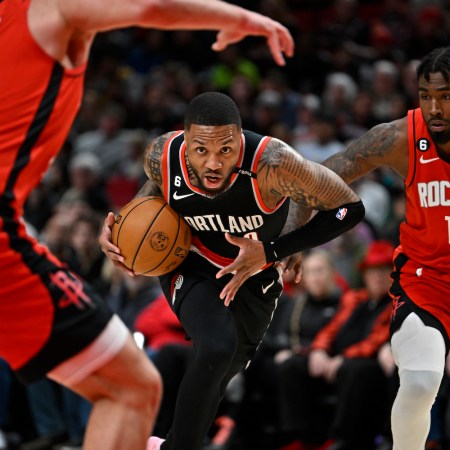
[
  {"xmin": 391, "ymin": 108, "xmax": 450, "ymax": 339},
  {"xmin": 0, "ymin": 0, "xmax": 113, "ymax": 382}
]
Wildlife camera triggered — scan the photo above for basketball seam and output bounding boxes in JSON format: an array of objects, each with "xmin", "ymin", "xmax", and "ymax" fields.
[
  {"xmin": 131, "ymin": 201, "xmax": 166, "ymax": 271},
  {"xmin": 142, "ymin": 208, "xmax": 182, "ymax": 275},
  {"xmin": 115, "ymin": 197, "xmax": 159, "ymax": 246}
]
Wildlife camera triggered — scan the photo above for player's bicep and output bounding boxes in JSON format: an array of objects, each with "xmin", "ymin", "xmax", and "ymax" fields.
[
  {"xmin": 322, "ymin": 121, "xmax": 403, "ymax": 184},
  {"xmin": 259, "ymin": 139, "xmax": 359, "ymax": 211}
]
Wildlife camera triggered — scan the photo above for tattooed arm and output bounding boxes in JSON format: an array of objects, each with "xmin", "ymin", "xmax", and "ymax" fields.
[
  {"xmin": 258, "ymin": 138, "xmax": 360, "ymax": 210},
  {"xmin": 140, "ymin": 131, "xmax": 179, "ymax": 196},
  {"xmin": 322, "ymin": 118, "xmax": 409, "ymax": 183},
  {"xmin": 216, "ymin": 137, "xmax": 364, "ymax": 305}
]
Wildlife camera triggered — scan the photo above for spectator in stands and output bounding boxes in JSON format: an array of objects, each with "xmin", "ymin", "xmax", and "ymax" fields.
[
  {"xmin": 106, "ymin": 268, "xmax": 162, "ymax": 331},
  {"xmin": 73, "ymin": 104, "xmax": 135, "ymax": 178},
  {"xmin": 279, "ymin": 240, "xmax": 395, "ymax": 450},
  {"xmin": 321, "ymin": 72, "xmax": 358, "ymax": 121},
  {"xmin": 339, "ymin": 90, "xmax": 377, "ymax": 141},
  {"xmin": 370, "ymin": 60, "xmax": 402, "ymax": 123},
  {"xmin": 59, "ymin": 153, "xmax": 111, "ymax": 214},
  {"xmin": 67, "ymin": 215, "xmax": 109, "ymax": 296},
  {"xmin": 295, "ymin": 111, "xmax": 344, "ymax": 163},
  {"xmin": 240, "ymin": 249, "xmax": 344, "ymax": 449},
  {"xmin": 26, "ymin": 378, "xmax": 90, "ymax": 450}
]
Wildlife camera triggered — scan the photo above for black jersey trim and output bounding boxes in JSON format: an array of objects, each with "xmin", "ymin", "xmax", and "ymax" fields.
[{"xmin": 0, "ymin": 62, "xmax": 64, "ymax": 269}]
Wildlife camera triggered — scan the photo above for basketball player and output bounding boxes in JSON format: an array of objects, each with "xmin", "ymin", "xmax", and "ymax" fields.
[
  {"xmin": 100, "ymin": 92, "xmax": 364, "ymax": 450},
  {"xmin": 0, "ymin": 1, "xmax": 295, "ymax": 449},
  {"xmin": 322, "ymin": 47, "xmax": 450, "ymax": 450}
]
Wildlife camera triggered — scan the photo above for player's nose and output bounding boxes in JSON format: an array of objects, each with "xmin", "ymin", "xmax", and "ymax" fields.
[
  {"xmin": 430, "ymin": 98, "xmax": 443, "ymax": 116},
  {"xmin": 206, "ymin": 156, "xmax": 223, "ymax": 170}
]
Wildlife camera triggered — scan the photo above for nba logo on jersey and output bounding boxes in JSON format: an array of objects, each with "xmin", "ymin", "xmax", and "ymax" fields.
[{"xmin": 336, "ymin": 208, "xmax": 348, "ymax": 221}]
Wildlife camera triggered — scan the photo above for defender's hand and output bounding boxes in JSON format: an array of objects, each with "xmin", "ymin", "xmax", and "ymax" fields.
[
  {"xmin": 212, "ymin": 14, "xmax": 294, "ymax": 66},
  {"xmin": 216, "ymin": 233, "xmax": 266, "ymax": 306},
  {"xmin": 99, "ymin": 212, "xmax": 135, "ymax": 277}
]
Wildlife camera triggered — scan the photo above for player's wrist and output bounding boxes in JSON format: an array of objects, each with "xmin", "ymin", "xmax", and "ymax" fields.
[{"xmin": 263, "ymin": 240, "xmax": 279, "ymax": 264}]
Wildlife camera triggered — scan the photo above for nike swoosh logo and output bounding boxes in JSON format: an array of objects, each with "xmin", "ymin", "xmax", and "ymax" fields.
[
  {"xmin": 262, "ymin": 280, "xmax": 275, "ymax": 294},
  {"xmin": 173, "ymin": 191, "xmax": 195, "ymax": 200},
  {"xmin": 420, "ymin": 155, "xmax": 440, "ymax": 164}
]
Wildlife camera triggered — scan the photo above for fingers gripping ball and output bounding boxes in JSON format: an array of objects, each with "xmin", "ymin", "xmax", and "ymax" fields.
[{"xmin": 111, "ymin": 196, "xmax": 191, "ymax": 276}]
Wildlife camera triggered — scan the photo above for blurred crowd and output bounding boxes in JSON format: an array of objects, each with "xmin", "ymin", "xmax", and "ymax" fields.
[{"xmin": 2, "ymin": 0, "xmax": 450, "ymax": 448}]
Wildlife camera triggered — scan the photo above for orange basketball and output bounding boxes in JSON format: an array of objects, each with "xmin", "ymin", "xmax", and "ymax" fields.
[{"xmin": 111, "ymin": 196, "xmax": 191, "ymax": 276}]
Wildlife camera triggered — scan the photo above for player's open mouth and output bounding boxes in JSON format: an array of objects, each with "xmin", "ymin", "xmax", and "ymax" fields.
[{"xmin": 204, "ymin": 175, "xmax": 222, "ymax": 189}]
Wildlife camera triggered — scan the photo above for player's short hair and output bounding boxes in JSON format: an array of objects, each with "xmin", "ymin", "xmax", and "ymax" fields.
[
  {"xmin": 417, "ymin": 46, "xmax": 450, "ymax": 82},
  {"xmin": 184, "ymin": 92, "xmax": 242, "ymax": 130}
]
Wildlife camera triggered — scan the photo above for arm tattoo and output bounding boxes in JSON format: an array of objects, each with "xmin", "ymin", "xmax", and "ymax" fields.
[
  {"xmin": 259, "ymin": 138, "xmax": 359, "ymax": 210},
  {"xmin": 144, "ymin": 132, "xmax": 177, "ymax": 187},
  {"xmin": 258, "ymin": 138, "xmax": 284, "ymax": 188},
  {"xmin": 322, "ymin": 123, "xmax": 399, "ymax": 183},
  {"xmin": 259, "ymin": 141, "xmax": 320, "ymax": 207}
]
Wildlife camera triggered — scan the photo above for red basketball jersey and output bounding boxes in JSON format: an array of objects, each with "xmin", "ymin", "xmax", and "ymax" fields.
[
  {"xmin": 0, "ymin": 0, "xmax": 86, "ymax": 212},
  {"xmin": 395, "ymin": 108, "xmax": 450, "ymax": 336},
  {"xmin": 400, "ymin": 108, "xmax": 450, "ymax": 272},
  {"xmin": 0, "ymin": 0, "xmax": 88, "ymax": 370}
]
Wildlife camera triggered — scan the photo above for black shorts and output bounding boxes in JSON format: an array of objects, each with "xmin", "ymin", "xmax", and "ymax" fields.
[
  {"xmin": 159, "ymin": 252, "xmax": 283, "ymax": 362},
  {"xmin": 8, "ymin": 257, "xmax": 113, "ymax": 383}
]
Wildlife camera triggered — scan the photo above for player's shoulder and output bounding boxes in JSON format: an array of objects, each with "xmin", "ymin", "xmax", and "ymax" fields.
[
  {"xmin": 258, "ymin": 135, "xmax": 301, "ymax": 169},
  {"xmin": 390, "ymin": 116, "xmax": 408, "ymax": 140},
  {"xmin": 366, "ymin": 116, "xmax": 408, "ymax": 155},
  {"xmin": 372, "ymin": 116, "xmax": 407, "ymax": 138},
  {"xmin": 147, "ymin": 131, "xmax": 181, "ymax": 155},
  {"xmin": 262, "ymin": 135, "xmax": 296, "ymax": 155},
  {"xmin": 387, "ymin": 117, "xmax": 408, "ymax": 154}
]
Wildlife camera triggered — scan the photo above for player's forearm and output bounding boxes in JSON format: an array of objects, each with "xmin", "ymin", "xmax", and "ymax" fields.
[
  {"xmin": 64, "ymin": 0, "xmax": 249, "ymax": 34},
  {"xmin": 140, "ymin": 0, "xmax": 250, "ymax": 30},
  {"xmin": 263, "ymin": 200, "xmax": 365, "ymax": 263}
]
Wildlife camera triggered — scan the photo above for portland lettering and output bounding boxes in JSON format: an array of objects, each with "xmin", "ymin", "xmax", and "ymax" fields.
[{"xmin": 184, "ymin": 214, "xmax": 263, "ymax": 233}]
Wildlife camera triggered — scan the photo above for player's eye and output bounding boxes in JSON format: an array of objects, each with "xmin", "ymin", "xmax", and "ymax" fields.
[
  {"xmin": 196, "ymin": 147, "xmax": 206, "ymax": 154},
  {"xmin": 221, "ymin": 147, "xmax": 231, "ymax": 154}
]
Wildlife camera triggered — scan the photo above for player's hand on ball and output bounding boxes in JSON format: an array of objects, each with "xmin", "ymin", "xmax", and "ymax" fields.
[
  {"xmin": 99, "ymin": 212, "xmax": 135, "ymax": 277},
  {"xmin": 216, "ymin": 233, "xmax": 266, "ymax": 306}
]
